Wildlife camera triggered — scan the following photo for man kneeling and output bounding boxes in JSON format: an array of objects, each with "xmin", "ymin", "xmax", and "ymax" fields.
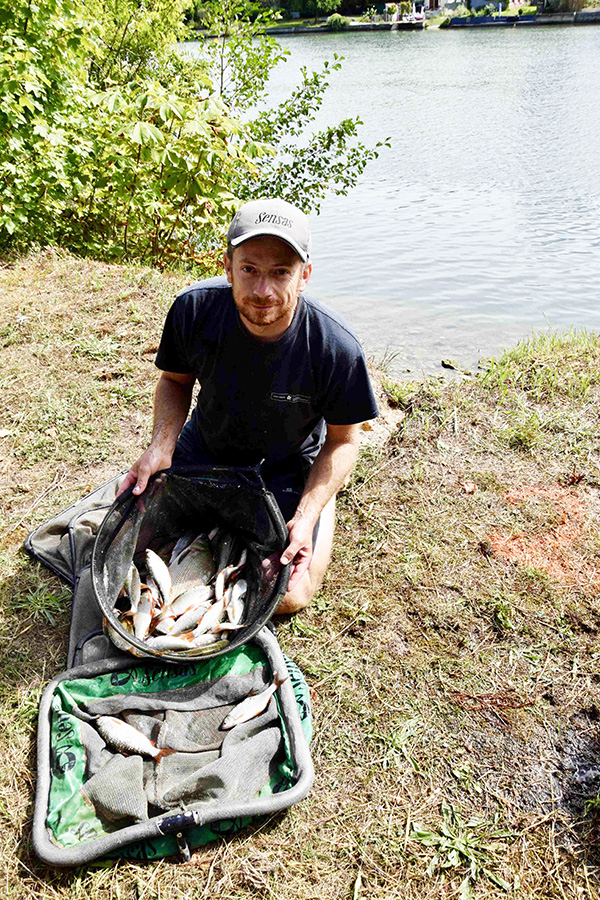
[{"xmin": 120, "ymin": 198, "xmax": 379, "ymax": 612}]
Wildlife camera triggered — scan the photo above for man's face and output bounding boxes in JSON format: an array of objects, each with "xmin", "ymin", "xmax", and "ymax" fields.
[{"xmin": 223, "ymin": 236, "xmax": 312, "ymax": 341}]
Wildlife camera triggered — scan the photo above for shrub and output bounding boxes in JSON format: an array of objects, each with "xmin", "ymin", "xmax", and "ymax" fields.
[
  {"xmin": 326, "ymin": 11, "xmax": 350, "ymax": 27},
  {"xmin": 0, "ymin": 0, "xmax": 385, "ymax": 264}
]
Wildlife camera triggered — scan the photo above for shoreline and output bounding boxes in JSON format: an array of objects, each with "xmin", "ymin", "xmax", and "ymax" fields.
[{"xmin": 191, "ymin": 8, "xmax": 600, "ymax": 36}]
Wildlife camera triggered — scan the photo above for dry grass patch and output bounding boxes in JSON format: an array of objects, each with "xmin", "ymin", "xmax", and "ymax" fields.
[{"xmin": 1, "ymin": 254, "xmax": 600, "ymax": 897}]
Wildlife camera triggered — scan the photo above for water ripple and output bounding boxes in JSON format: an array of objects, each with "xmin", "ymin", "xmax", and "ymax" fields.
[{"xmin": 259, "ymin": 28, "xmax": 600, "ymax": 373}]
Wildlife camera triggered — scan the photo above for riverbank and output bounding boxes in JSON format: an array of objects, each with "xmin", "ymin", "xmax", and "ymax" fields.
[
  {"xmin": 198, "ymin": 7, "xmax": 600, "ymax": 34},
  {"xmin": 2, "ymin": 250, "xmax": 600, "ymax": 897}
]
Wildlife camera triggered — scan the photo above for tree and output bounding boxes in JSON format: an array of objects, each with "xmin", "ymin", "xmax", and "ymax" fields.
[
  {"xmin": 305, "ymin": 0, "xmax": 342, "ymax": 22},
  {"xmin": 0, "ymin": 0, "xmax": 268, "ymax": 266},
  {"xmin": 0, "ymin": 0, "xmax": 386, "ymax": 264},
  {"xmin": 200, "ymin": 0, "xmax": 388, "ymax": 214}
]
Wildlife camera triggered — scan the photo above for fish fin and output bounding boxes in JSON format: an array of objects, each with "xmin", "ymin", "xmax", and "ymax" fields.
[{"xmin": 154, "ymin": 748, "xmax": 176, "ymax": 764}]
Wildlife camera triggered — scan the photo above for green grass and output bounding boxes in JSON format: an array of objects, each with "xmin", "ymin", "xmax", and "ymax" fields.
[
  {"xmin": 500, "ymin": 4, "xmax": 537, "ymax": 13},
  {"xmin": 481, "ymin": 330, "xmax": 600, "ymax": 401},
  {"xmin": 2, "ymin": 252, "xmax": 600, "ymax": 898}
]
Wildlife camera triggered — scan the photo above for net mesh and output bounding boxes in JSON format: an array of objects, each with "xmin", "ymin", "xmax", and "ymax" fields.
[{"xmin": 91, "ymin": 467, "xmax": 289, "ymax": 663}]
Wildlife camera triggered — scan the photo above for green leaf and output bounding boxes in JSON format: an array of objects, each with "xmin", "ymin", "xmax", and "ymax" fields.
[
  {"xmin": 486, "ymin": 870, "xmax": 512, "ymax": 891},
  {"xmin": 18, "ymin": 94, "xmax": 36, "ymax": 112},
  {"xmin": 130, "ymin": 121, "xmax": 143, "ymax": 144}
]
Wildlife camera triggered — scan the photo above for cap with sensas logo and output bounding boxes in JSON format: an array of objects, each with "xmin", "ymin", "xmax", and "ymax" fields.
[{"xmin": 227, "ymin": 198, "xmax": 311, "ymax": 263}]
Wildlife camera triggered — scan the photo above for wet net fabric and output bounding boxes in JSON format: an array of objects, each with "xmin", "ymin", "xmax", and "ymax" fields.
[
  {"xmin": 71, "ymin": 667, "xmax": 285, "ymax": 824},
  {"xmin": 39, "ymin": 639, "xmax": 313, "ymax": 862}
]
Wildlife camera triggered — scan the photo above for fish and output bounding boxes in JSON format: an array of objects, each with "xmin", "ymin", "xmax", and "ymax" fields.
[
  {"xmin": 221, "ymin": 672, "xmax": 288, "ymax": 730},
  {"xmin": 97, "ymin": 715, "xmax": 160, "ymax": 757},
  {"xmin": 226, "ymin": 578, "xmax": 247, "ymax": 625},
  {"xmin": 159, "ymin": 584, "xmax": 214, "ymax": 621},
  {"xmin": 168, "ymin": 531, "xmax": 197, "ymax": 565},
  {"xmin": 154, "ymin": 615, "xmax": 176, "ymax": 634},
  {"xmin": 190, "ymin": 631, "xmax": 221, "ymax": 647},
  {"xmin": 212, "ymin": 621, "xmax": 244, "ymax": 633},
  {"xmin": 123, "ymin": 562, "xmax": 141, "ymax": 613},
  {"xmin": 168, "ymin": 535, "xmax": 214, "ymax": 595},
  {"xmin": 145, "ymin": 549, "xmax": 172, "ymax": 605},
  {"xmin": 146, "ymin": 634, "xmax": 195, "ymax": 651},
  {"xmin": 193, "ymin": 597, "xmax": 226, "ymax": 635},
  {"xmin": 215, "ymin": 549, "xmax": 247, "ymax": 601},
  {"xmin": 169, "ymin": 600, "xmax": 212, "ymax": 636},
  {"xmin": 133, "ymin": 586, "xmax": 155, "ymax": 640}
]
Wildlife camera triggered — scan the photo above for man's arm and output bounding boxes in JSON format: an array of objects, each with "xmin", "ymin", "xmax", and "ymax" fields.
[
  {"xmin": 281, "ymin": 422, "xmax": 360, "ymax": 590},
  {"xmin": 119, "ymin": 370, "xmax": 196, "ymax": 496}
]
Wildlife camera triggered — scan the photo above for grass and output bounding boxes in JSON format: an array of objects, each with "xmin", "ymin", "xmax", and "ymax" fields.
[{"xmin": 2, "ymin": 250, "xmax": 600, "ymax": 897}]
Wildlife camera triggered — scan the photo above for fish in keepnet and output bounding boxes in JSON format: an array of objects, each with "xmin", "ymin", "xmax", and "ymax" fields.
[
  {"xmin": 145, "ymin": 549, "xmax": 172, "ymax": 605},
  {"xmin": 115, "ymin": 530, "xmax": 250, "ymax": 654},
  {"xmin": 221, "ymin": 672, "xmax": 288, "ymax": 730},
  {"xmin": 96, "ymin": 716, "xmax": 160, "ymax": 758},
  {"xmin": 96, "ymin": 715, "xmax": 175, "ymax": 762}
]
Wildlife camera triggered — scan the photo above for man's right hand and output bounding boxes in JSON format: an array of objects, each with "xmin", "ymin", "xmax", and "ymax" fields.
[{"xmin": 117, "ymin": 445, "xmax": 173, "ymax": 497}]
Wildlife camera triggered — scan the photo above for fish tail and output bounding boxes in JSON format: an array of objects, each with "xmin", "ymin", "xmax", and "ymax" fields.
[{"xmin": 273, "ymin": 670, "xmax": 289, "ymax": 689}]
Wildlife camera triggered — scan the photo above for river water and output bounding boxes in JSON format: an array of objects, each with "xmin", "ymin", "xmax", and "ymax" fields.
[{"xmin": 258, "ymin": 26, "xmax": 600, "ymax": 375}]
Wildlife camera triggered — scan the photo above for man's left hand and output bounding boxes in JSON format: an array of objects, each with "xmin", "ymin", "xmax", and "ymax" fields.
[{"xmin": 280, "ymin": 514, "xmax": 315, "ymax": 591}]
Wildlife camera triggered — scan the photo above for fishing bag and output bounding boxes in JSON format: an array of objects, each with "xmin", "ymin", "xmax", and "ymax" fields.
[{"xmin": 27, "ymin": 468, "xmax": 314, "ymax": 867}]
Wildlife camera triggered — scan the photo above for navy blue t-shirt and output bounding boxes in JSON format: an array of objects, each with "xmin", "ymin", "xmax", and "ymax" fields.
[{"xmin": 155, "ymin": 276, "xmax": 379, "ymax": 467}]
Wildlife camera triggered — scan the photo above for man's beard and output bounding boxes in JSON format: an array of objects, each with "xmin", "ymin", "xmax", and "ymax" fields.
[{"xmin": 237, "ymin": 297, "xmax": 290, "ymax": 327}]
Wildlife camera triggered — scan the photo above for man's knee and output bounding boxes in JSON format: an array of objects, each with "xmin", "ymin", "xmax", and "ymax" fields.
[
  {"xmin": 276, "ymin": 578, "xmax": 312, "ymax": 615},
  {"xmin": 275, "ymin": 494, "xmax": 336, "ymax": 615}
]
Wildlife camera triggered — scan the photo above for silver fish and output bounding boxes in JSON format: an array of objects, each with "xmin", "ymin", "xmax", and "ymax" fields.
[
  {"xmin": 133, "ymin": 587, "xmax": 154, "ymax": 640},
  {"xmin": 123, "ymin": 562, "xmax": 141, "ymax": 613},
  {"xmin": 215, "ymin": 550, "xmax": 247, "ymax": 601},
  {"xmin": 97, "ymin": 715, "xmax": 160, "ymax": 757},
  {"xmin": 227, "ymin": 578, "xmax": 247, "ymax": 625},
  {"xmin": 169, "ymin": 535, "xmax": 214, "ymax": 595},
  {"xmin": 193, "ymin": 597, "xmax": 226, "ymax": 635},
  {"xmin": 154, "ymin": 616, "xmax": 176, "ymax": 634},
  {"xmin": 159, "ymin": 584, "xmax": 214, "ymax": 621},
  {"xmin": 221, "ymin": 672, "xmax": 288, "ymax": 730},
  {"xmin": 168, "ymin": 531, "xmax": 197, "ymax": 565},
  {"xmin": 190, "ymin": 631, "xmax": 221, "ymax": 648},
  {"xmin": 145, "ymin": 549, "xmax": 172, "ymax": 605},
  {"xmin": 213, "ymin": 621, "xmax": 244, "ymax": 633},
  {"xmin": 146, "ymin": 634, "xmax": 195, "ymax": 651},
  {"xmin": 169, "ymin": 601, "xmax": 212, "ymax": 636}
]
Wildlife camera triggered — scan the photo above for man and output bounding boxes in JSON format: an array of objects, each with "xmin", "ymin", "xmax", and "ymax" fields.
[{"xmin": 120, "ymin": 198, "xmax": 378, "ymax": 613}]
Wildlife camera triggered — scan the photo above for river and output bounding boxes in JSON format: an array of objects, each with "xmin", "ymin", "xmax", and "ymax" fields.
[{"xmin": 192, "ymin": 27, "xmax": 600, "ymax": 376}]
